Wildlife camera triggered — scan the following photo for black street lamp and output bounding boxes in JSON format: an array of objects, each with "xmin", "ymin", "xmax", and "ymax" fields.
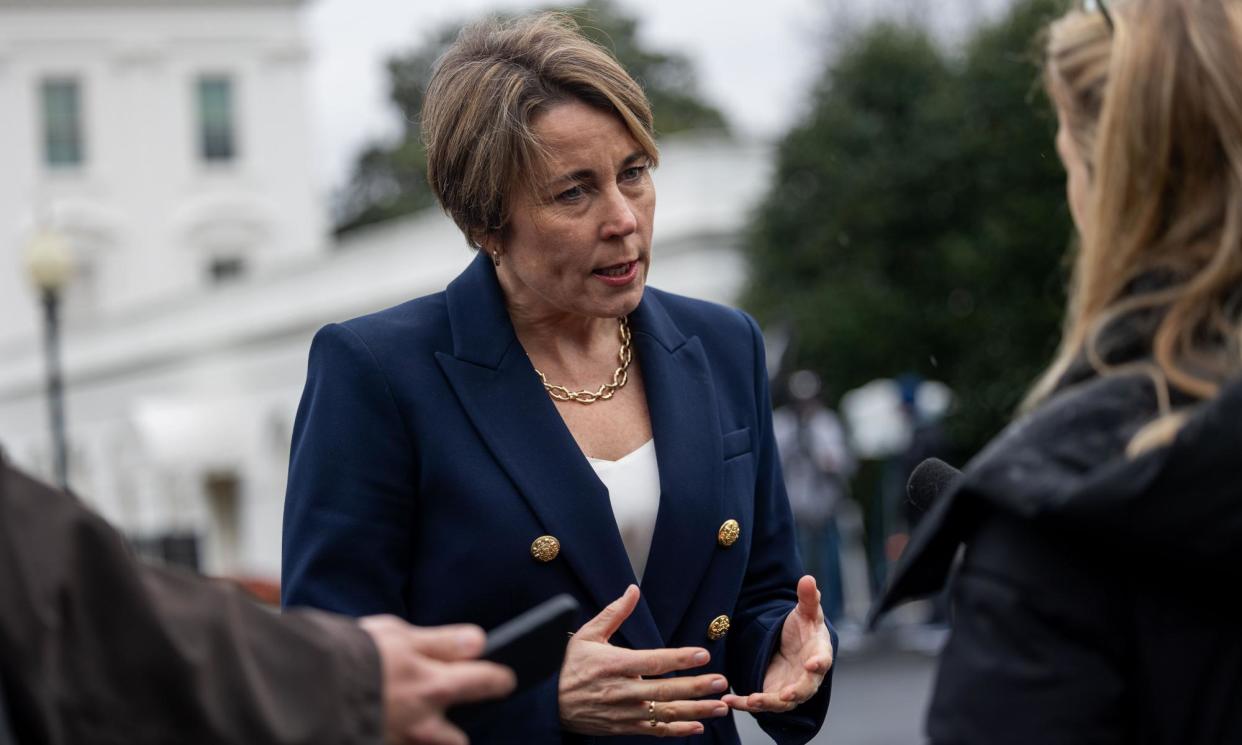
[{"xmin": 24, "ymin": 228, "xmax": 73, "ymax": 491}]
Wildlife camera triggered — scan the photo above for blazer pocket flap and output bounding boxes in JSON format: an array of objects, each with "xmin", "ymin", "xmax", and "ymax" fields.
[{"xmin": 722, "ymin": 427, "xmax": 753, "ymax": 460}]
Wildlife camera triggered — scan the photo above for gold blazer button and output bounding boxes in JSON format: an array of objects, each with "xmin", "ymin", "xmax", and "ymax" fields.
[
  {"xmin": 530, "ymin": 535, "xmax": 560, "ymax": 562},
  {"xmin": 707, "ymin": 614, "xmax": 731, "ymax": 641},
  {"xmin": 717, "ymin": 519, "xmax": 740, "ymax": 548}
]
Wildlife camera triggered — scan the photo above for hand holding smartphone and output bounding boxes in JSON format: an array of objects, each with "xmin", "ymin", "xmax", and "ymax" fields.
[{"xmin": 449, "ymin": 594, "xmax": 579, "ymax": 725}]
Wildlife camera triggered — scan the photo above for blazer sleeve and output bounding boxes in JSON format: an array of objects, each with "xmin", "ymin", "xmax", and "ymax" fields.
[
  {"xmin": 282, "ymin": 323, "xmax": 416, "ymax": 617},
  {"xmin": 0, "ymin": 461, "xmax": 382, "ymax": 745},
  {"xmin": 724, "ymin": 312, "xmax": 835, "ymax": 745}
]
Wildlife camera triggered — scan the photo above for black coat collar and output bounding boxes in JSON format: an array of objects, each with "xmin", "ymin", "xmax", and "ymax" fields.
[{"xmin": 872, "ymin": 369, "xmax": 1242, "ymax": 624}]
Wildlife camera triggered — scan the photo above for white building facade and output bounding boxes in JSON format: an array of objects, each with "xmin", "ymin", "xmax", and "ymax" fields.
[
  {"xmin": 0, "ymin": 0, "xmax": 326, "ymax": 576},
  {"xmin": 0, "ymin": 0, "xmax": 770, "ymax": 579}
]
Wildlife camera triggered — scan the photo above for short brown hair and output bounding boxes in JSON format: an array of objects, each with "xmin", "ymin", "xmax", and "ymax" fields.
[{"xmin": 421, "ymin": 12, "xmax": 659, "ymax": 247}]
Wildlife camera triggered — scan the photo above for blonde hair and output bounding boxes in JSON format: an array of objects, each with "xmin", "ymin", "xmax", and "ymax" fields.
[
  {"xmin": 1043, "ymin": 11, "xmax": 1111, "ymax": 177},
  {"xmin": 421, "ymin": 12, "xmax": 659, "ymax": 248},
  {"xmin": 1029, "ymin": 0, "xmax": 1242, "ymax": 455}
]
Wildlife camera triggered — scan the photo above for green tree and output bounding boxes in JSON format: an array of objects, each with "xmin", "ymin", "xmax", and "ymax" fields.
[
  {"xmin": 743, "ymin": 0, "xmax": 1071, "ymax": 457},
  {"xmin": 334, "ymin": 0, "xmax": 727, "ymax": 235}
]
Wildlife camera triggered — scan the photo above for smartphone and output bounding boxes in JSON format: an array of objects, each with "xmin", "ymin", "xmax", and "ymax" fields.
[
  {"xmin": 449, "ymin": 594, "xmax": 579, "ymax": 726},
  {"xmin": 482, "ymin": 593, "xmax": 579, "ymax": 688}
]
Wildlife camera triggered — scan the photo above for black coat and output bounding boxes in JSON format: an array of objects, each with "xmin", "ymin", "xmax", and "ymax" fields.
[{"xmin": 874, "ymin": 367, "xmax": 1242, "ymax": 744}]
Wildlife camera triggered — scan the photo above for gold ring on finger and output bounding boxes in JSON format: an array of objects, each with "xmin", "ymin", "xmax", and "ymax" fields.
[{"xmin": 648, "ymin": 700, "xmax": 658, "ymax": 727}]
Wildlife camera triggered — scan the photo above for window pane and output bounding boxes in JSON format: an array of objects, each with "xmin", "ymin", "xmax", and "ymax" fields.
[
  {"xmin": 42, "ymin": 79, "xmax": 83, "ymax": 167},
  {"xmin": 209, "ymin": 255, "xmax": 245, "ymax": 283},
  {"xmin": 198, "ymin": 76, "xmax": 236, "ymax": 162}
]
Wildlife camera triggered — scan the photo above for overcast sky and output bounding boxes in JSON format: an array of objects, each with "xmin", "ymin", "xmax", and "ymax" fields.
[{"xmin": 302, "ymin": 0, "xmax": 1012, "ymax": 192}]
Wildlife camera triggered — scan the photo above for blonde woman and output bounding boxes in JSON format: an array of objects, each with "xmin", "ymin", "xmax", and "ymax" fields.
[{"xmin": 875, "ymin": 0, "xmax": 1242, "ymax": 742}]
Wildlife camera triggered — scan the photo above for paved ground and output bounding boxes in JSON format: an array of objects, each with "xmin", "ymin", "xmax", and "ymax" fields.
[{"xmin": 736, "ymin": 636, "xmax": 940, "ymax": 745}]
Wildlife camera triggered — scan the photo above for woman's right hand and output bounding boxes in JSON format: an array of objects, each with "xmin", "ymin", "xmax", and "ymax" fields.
[{"xmin": 559, "ymin": 585, "xmax": 730, "ymax": 737}]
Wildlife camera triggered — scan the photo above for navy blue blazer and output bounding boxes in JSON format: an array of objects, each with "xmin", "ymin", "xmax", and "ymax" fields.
[{"xmin": 282, "ymin": 252, "xmax": 833, "ymax": 744}]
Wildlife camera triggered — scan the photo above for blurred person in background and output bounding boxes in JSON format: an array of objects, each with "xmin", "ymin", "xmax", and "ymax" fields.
[
  {"xmin": 878, "ymin": 375, "xmax": 951, "ymax": 587},
  {"xmin": 281, "ymin": 12, "xmax": 833, "ymax": 744},
  {"xmin": 895, "ymin": 374, "xmax": 951, "ymax": 631},
  {"xmin": 0, "ymin": 455, "xmax": 514, "ymax": 745},
  {"xmin": 773, "ymin": 370, "xmax": 856, "ymax": 627},
  {"xmin": 874, "ymin": 0, "xmax": 1242, "ymax": 742},
  {"xmin": 895, "ymin": 375, "xmax": 950, "ymax": 537}
]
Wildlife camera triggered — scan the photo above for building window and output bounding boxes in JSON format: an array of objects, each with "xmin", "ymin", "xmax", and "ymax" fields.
[
  {"xmin": 197, "ymin": 76, "xmax": 236, "ymax": 162},
  {"xmin": 208, "ymin": 255, "xmax": 246, "ymax": 283},
  {"xmin": 130, "ymin": 532, "xmax": 201, "ymax": 572},
  {"xmin": 204, "ymin": 471, "xmax": 241, "ymax": 573},
  {"xmin": 42, "ymin": 78, "xmax": 84, "ymax": 167}
]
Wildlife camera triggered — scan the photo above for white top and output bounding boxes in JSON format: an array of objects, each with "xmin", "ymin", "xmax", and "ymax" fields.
[{"xmin": 587, "ymin": 439, "xmax": 661, "ymax": 582}]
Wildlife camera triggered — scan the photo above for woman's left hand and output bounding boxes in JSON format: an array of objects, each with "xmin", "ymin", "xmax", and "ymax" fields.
[{"xmin": 722, "ymin": 575, "xmax": 834, "ymax": 714}]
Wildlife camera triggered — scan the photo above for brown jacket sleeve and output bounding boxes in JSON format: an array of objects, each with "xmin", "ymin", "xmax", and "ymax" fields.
[{"xmin": 0, "ymin": 459, "xmax": 382, "ymax": 745}]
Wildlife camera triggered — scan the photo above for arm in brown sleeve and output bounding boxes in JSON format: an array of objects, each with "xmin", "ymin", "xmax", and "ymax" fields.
[{"xmin": 0, "ymin": 459, "xmax": 382, "ymax": 745}]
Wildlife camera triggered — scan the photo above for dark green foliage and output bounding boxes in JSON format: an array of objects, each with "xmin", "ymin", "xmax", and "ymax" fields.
[
  {"xmin": 743, "ymin": 0, "xmax": 1072, "ymax": 456},
  {"xmin": 333, "ymin": 0, "xmax": 726, "ymax": 236}
]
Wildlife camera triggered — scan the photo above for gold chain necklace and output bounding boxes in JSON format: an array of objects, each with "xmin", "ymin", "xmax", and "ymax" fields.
[{"xmin": 534, "ymin": 316, "xmax": 632, "ymax": 404}]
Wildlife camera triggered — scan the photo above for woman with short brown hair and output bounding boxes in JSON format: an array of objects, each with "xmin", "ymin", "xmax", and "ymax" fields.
[{"xmin": 283, "ymin": 12, "xmax": 835, "ymax": 743}]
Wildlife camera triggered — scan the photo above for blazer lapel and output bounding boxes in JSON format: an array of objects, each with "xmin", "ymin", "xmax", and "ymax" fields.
[
  {"xmin": 631, "ymin": 292, "xmax": 726, "ymax": 643},
  {"xmin": 435, "ymin": 253, "xmax": 663, "ymax": 650}
]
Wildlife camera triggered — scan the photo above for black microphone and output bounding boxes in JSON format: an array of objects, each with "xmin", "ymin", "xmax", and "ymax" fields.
[{"xmin": 907, "ymin": 458, "xmax": 961, "ymax": 515}]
